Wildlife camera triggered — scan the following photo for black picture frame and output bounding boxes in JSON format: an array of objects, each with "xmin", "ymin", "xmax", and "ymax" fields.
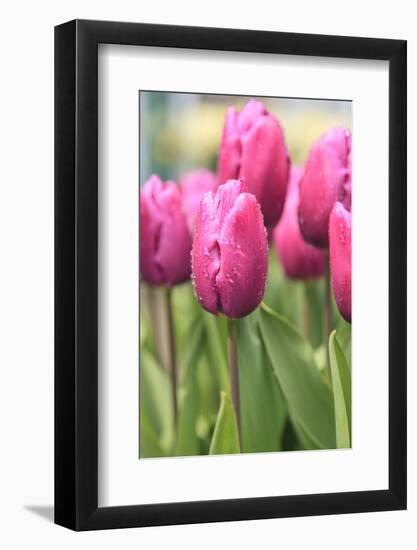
[{"xmin": 55, "ymin": 19, "xmax": 407, "ymax": 531}]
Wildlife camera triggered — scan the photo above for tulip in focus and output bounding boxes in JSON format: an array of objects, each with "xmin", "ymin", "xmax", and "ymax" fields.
[
  {"xmin": 274, "ymin": 167, "xmax": 326, "ymax": 280},
  {"xmin": 217, "ymin": 99, "xmax": 290, "ymax": 228},
  {"xmin": 140, "ymin": 175, "xmax": 192, "ymax": 286},
  {"xmin": 179, "ymin": 169, "xmax": 217, "ymax": 233},
  {"xmin": 298, "ymin": 127, "xmax": 351, "ymax": 248},
  {"xmin": 329, "ymin": 202, "xmax": 351, "ymax": 323},
  {"xmin": 192, "ymin": 179, "xmax": 268, "ymax": 318}
]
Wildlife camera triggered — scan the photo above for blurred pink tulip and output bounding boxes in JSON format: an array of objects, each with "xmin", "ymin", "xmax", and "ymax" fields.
[
  {"xmin": 298, "ymin": 127, "xmax": 351, "ymax": 248},
  {"xmin": 179, "ymin": 169, "xmax": 217, "ymax": 232},
  {"xmin": 140, "ymin": 175, "xmax": 192, "ymax": 286},
  {"xmin": 217, "ymin": 99, "xmax": 290, "ymax": 228},
  {"xmin": 274, "ymin": 167, "xmax": 326, "ymax": 280},
  {"xmin": 329, "ymin": 202, "xmax": 351, "ymax": 323},
  {"xmin": 191, "ymin": 179, "xmax": 268, "ymax": 318}
]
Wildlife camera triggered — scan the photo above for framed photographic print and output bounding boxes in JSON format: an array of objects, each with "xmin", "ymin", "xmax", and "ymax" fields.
[{"xmin": 55, "ymin": 19, "xmax": 407, "ymax": 530}]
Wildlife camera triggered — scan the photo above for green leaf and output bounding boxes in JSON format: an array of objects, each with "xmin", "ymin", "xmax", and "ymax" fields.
[
  {"xmin": 291, "ymin": 417, "xmax": 324, "ymax": 450},
  {"xmin": 329, "ymin": 330, "xmax": 351, "ymax": 448},
  {"xmin": 140, "ymin": 416, "xmax": 166, "ymax": 458},
  {"xmin": 264, "ymin": 251, "xmax": 304, "ymax": 327},
  {"xmin": 304, "ymin": 279, "xmax": 325, "ymax": 348},
  {"xmin": 203, "ymin": 312, "xmax": 230, "ymax": 393},
  {"xmin": 264, "ymin": 252, "xmax": 327, "ymax": 349},
  {"xmin": 209, "ymin": 392, "xmax": 240, "ymax": 455},
  {"xmin": 336, "ymin": 318, "xmax": 352, "ymax": 371},
  {"xmin": 313, "ymin": 344, "xmax": 326, "ymax": 372},
  {"xmin": 237, "ymin": 312, "xmax": 287, "ymax": 452},
  {"xmin": 171, "ymin": 282, "xmax": 201, "ymax": 359},
  {"xmin": 282, "ymin": 418, "xmax": 306, "ymax": 451},
  {"xmin": 139, "ymin": 349, "xmax": 173, "ymax": 456},
  {"xmin": 259, "ymin": 303, "xmax": 336, "ymax": 449},
  {"xmin": 141, "ymin": 284, "xmax": 167, "ymax": 365},
  {"xmin": 196, "ymin": 354, "xmax": 218, "ymax": 425},
  {"xmin": 175, "ymin": 320, "xmax": 205, "ymax": 456}
]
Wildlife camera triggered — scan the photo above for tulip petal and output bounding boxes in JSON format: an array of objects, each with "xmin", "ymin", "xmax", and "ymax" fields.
[
  {"xmin": 222, "ymin": 106, "xmax": 239, "ymax": 137},
  {"xmin": 192, "ymin": 180, "xmax": 268, "ymax": 318},
  {"xmin": 299, "ymin": 128, "xmax": 351, "ymax": 248},
  {"xmin": 217, "ymin": 101, "xmax": 290, "ymax": 228},
  {"xmin": 140, "ymin": 176, "xmax": 165, "ymax": 285},
  {"xmin": 154, "ymin": 183, "xmax": 192, "ymax": 286},
  {"xmin": 217, "ymin": 135, "xmax": 241, "ymax": 186},
  {"xmin": 216, "ymin": 193, "xmax": 268, "ymax": 318},
  {"xmin": 274, "ymin": 167, "xmax": 326, "ymax": 279},
  {"xmin": 237, "ymin": 99, "xmax": 267, "ymax": 134},
  {"xmin": 191, "ymin": 192, "xmax": 222, "ymax": 314},
  {"xmin": 179, "ymin": 169, "xmax": 216, "ymax": 232},
  {"xmin": 140, "ymin": 189, "xmax": 163, "ymax": 285},
  {"xmin": 217, "ymin": 107, "xmax": 241, "ymax": 185},
  {"xmin": 140, "ymin": 175, "xmax": 191, "ymax": 286},
  {"xmin": 191, "ymin": 180, "xmax": 244, "ymax": 314},
  {"xmin": 329, "ymin": 202, "xmax": 351, "ymax": 323},
  {"xmin": 240, "ymin": 115, "xmax": 290, "ymax": 228}
]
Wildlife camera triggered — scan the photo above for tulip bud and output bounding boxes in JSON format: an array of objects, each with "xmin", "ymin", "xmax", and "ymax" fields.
[
  {"xmin": 191, "ymin": 179, "xmax": 268, "ymax": 318},
  {"xmin": 329, "ymin": 202, "xmax": 351, "ymax": 323},
  {"xmin": 179, "ymin": 169, "xmax": 217, "ymax": 233},
  {"xmin": 274, "ymin": 167, "xmax": 326, "ymax": 279},
  {"xmin": 140, "ymin": 175, "xmax": 192, "ymax": 286},
  {"xmin": 217, "ymin": 99, "xmax": 290, "ymax": 228},
  {"xmin": 298, "ymin": 127, "xmax": 351, "ymax": 248}
]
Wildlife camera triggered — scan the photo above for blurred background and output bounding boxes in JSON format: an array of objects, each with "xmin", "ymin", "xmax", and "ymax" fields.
[{"xmin": 139, "ymin": 91, "xmax": 352, "ymax": 184}]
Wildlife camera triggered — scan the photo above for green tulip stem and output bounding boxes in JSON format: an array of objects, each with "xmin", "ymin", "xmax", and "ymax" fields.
[
  {"xmin": 227, "ymin": 319, "xmax": 241, "ymax": 447},
  {"xmin": 144, "ymin": 284, "xmax": 161, "ymax": 363},
  {"xmin": 324, "ymin": 256, "xmax": 332, "ymax": 384},
  {"xmin": 165, "ymin": 287, "xmax": 178, "ymax": 433}
]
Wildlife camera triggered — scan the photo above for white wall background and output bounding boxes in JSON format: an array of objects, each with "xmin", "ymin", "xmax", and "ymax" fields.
[{"xmin": 0, "ymin": 1, "xmax": 414, "ymax": 547}]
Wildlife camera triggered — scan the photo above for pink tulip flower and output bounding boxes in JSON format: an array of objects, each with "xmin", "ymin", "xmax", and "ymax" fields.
[
  {"xmin": 140, "ymin": 175, "xmax": 192, "ymax": 286},
  {"xmin": 217, "ymin": 99, "xmax": 290, "ymax": 229},
  {"xmin": 179, "ymin": 169, "xmax": 217, "ymax": 233},
  {"xmin": 298, "ymin": 127, "xmax": 351, "ymax": 248},
  {"xmin": 329, "ymin": 202, "xmax": 351, "ymax": 323},
  {"xmin": 191, "ymin": 179, "xmax": 268, "ymax": 318},
  {"xmin": 274, "ymin": 167, "xmax": 326, "ymax": 280}
]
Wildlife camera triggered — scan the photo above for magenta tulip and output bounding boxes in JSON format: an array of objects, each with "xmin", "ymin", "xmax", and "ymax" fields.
[
  {"xmin": 217, "ymin": 99, "xmax": 290, "ymax": 228},
  {"xmin": 329, "ymin": 202, "xmax": 351, "ymax": 323},
  {"xmin": 191, "ymin": 179, "xmax": 268, "ymax": 318},
  {"xmin": 274, "ymin": 167, "xmax": 326, "ymax": 280},
  {"xmin": 179, "ymin": 169, "xmax": 217, "ymax": 232},
  {"xmin": 140, "ymin": 175, "xmax": 192, "ymax": 286},
  {"xmin": 298, "ymin": 127, "xmax": 351, "ymax": 248}
]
